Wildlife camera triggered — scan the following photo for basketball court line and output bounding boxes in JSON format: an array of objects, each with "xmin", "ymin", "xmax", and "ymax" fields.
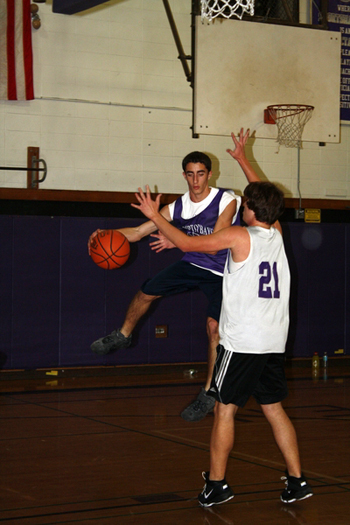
[
  {"xmin": 1, "ymin": 370, "xmax": 349, "ymax": 396},
  {"xmin": 0, "ymin": 384, "xmax": 349, "ymax": 525},
  {"xmin": 2, "ymin": 484, "xmax": 349, "ymax": 523},
  {"xmin": 7, "ymin": 393, "xmax": 348, "ymax": 490},
  {"xmin": 151, "ymin": 428, "xmax": 350, "ymax": 485}
]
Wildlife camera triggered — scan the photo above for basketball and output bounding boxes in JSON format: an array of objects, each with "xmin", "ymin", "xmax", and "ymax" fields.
[{"xmin": 89, "ymin": 230, "xmax": 130, "ymax": 270}]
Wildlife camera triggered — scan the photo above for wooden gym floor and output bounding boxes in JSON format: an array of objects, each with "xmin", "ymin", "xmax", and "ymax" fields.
[{"xmin": 1, "ymin": 359, "xmax": 349, "ymax": 524}]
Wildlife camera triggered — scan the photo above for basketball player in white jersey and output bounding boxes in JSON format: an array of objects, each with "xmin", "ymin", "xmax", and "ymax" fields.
[{"xmin": 131, "ymin": 128, "xmax": 313, "ymax": 507}]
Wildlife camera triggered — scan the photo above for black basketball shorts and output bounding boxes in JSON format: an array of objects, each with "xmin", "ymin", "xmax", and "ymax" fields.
[
  {"xmin": 141, "ymin": 260, "xmax": 223, "ymax": 322},
  {"xmin": 208, "ymin": 345, "xmax": 288, "ymax": 407}
]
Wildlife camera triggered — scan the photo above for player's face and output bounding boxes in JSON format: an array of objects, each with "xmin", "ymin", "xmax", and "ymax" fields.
[{"xmin": 183, "ymin": 162, "xmax": 212, "ymax": 201}]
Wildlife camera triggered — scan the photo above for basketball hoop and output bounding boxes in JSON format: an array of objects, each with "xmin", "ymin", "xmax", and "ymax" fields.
[
  {"xmin": 200, "ymin": 0, "xmax": 254, "ymax": 22},
  {"xmin": 264, "ymin": 104, "xmax": 314, "ymax": 148}
]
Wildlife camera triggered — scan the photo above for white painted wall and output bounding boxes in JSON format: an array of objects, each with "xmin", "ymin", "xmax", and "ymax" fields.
[{"xmin": 0, "ymin": 0, "xmax": 348, "ymax": 199}]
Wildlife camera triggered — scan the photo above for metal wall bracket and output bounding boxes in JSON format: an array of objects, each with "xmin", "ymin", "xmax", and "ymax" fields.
[
  {"xmin": 0, "ymin": 147, "xmax": 47, "ymax": 189},
  {"xmin": 27, "ymin": 147, "xmax": 48, "ymax": 189}
]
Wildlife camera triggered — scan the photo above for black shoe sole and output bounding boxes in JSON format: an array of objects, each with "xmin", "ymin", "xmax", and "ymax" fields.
[
  {"xmin": 198, "ymin": 494, "xmax": 234, "ymax": 507},
  {"xmin": 280, "ymin": 492, "xmax": 313, "ymax": 504}
]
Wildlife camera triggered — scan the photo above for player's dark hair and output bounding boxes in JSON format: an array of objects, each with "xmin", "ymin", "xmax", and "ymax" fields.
[
  {"xmin": 244, "ymin": 181, "xmax": 285, "ymax": 225},
  {"xmin": 182, "ymin": 151, "xmax": 212, "ymax": 172}
]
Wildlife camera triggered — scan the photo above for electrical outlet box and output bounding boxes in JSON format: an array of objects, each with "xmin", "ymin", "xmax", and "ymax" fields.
[
  {"xmin": 155, "ymin": 325, "xmax": 168, "ymax": 338},
  {"xmin": 295, "ymin": 209, "xmax": 305, "ymax": 219}
]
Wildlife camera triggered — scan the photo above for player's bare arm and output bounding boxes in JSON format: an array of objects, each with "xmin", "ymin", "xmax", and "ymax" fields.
[
  {"xmin": 227, "ymin": 128, "xmax": 261, "ymax": 184},
  {"xmin": 120, "ymin": 205, "xmax": 171, "ymax": 241},
  {"xmin": 88, "ymin": 204, "xmax": 171, "ymax": 253},
  {"xmin": 214, "ymin": 199, "xmax": 237, "ymax": 233},
  {"xmin": 198, "ymin": 197, "xmax": 237, "ymax": 255},
  {"xmin": 229, "ymin": 128, "xmax": 283, "ymax": 235}
]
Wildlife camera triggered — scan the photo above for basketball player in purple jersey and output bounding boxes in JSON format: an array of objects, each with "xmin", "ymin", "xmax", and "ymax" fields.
[
  {"xmin": 132, "ymin": 128, "xmax": 313, "ymax": 506},
  {"xmin": 89, "ymin": 151, "xmax": 241, "ymax": 422}
]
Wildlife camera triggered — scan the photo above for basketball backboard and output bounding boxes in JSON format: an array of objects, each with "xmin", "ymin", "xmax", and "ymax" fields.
[{"xmin": 193, "ymin": 18, "xmax": 341, "ymax": 143}]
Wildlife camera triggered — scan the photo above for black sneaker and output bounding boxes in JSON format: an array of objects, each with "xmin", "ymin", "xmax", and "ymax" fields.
[
  {"xmin": 280, "ymin": 471, "xmax": 313, "ymax": 503},
  {"xmin": 181, "ymin": 388, "xmax": 216, "ymax": 422},
  {"xmin": 198, "ymin": 472, "xmax": 234, "ymax": 507},
  {"xmin": 91, "ymin": 329, "xmax": 132, "ymax": 355}
]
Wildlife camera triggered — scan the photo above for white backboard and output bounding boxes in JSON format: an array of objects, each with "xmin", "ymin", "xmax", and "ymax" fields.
[{"xmin": 194, "ymin": 18, "xmax": 341, "ymax": 143}]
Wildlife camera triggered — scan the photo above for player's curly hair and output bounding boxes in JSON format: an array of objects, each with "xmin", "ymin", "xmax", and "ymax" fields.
[
  {"xmin": 182, "ymin": 151, "xmax": 212, "ymax": 172},
  {"xmin": 244, "ymin": 182, "xmax": 285, "ymax": 225}
]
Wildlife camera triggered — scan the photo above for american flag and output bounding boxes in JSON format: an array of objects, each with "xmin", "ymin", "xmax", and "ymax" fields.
[{"xmin": 0, "ymin": 0, "xmax": 34, "ymax": 100}]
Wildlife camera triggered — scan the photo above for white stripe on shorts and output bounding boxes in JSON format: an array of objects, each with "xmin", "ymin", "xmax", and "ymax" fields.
[{"xmin": 215, "ymin": 348, "xmax": 233, "ymax": 392}]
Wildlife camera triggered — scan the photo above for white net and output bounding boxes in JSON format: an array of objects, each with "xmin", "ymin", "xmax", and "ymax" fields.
[
  {"xmin": 267, "ymin": 105, "xmax": 314, "ymax": 148},
  {"xmin": 200, "ymin": 0, "xmax": 254, "ymax": 21}
]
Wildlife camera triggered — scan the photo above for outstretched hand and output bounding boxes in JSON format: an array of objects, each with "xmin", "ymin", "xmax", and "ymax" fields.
[
  {"xmin": 226, "ymin": 128, "xmax": 250, "ymax": 161},
  {"xmin": 149, "ymin": 231, "xmax": 175, "ymax": 252},
  {"xmin": 131, "ymin": 185, "xmax": 162, "ymax": 220}
]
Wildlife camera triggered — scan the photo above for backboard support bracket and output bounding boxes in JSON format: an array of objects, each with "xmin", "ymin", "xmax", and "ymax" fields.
[{"xmin": 162, "ymin": 0, "xmax": 193, "ymax": 84}]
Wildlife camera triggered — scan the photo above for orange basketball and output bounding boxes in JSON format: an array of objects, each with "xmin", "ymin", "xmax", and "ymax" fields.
[{"xmin": 89, "ymin": 230, "xmax": 130, "ymax": 270}]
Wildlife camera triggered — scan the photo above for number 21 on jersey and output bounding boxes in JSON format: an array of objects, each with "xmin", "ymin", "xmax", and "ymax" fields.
[{"xmin": 258, "ymin": 261, "xmax": 280, "ymax": 299}]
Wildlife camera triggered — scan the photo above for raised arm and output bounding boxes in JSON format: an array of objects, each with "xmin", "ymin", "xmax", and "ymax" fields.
[
  {"xmin": 227, "ymin": 128, "xmax": 261, "ymax": 184},
  {"xmin": 228, "ymin": 128, "xmax": 283, "ymax": 234}
]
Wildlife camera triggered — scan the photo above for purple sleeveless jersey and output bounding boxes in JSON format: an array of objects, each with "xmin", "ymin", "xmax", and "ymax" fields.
[{"xmin": 172, "ymin": 189, "xmax": 240, "ymax": 275}]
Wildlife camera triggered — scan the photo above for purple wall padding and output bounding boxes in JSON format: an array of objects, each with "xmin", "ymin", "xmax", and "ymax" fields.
[
  {"xmin": 284, "ymin": 223, "xmax": 347, "ymax": 358},
  {"xmin": 0, "ymin": 217, "xmax": 348, "ymax": 369},
  {"xmin": 10, "ymin": 217, "xmax": 61, "ymax": 369},
  {"xmin": 0, "ymin": 217, "xmax": 13, "ymax": 369}
]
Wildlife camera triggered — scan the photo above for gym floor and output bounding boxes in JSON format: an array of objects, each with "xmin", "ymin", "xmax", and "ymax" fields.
[{"xmin": 1, "ymin": 359, "xmax": 349, "ymax": 524}]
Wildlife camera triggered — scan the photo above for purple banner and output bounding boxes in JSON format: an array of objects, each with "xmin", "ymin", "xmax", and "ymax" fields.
[{"xmin": 313, "ymin": 0, "xmax": 350, "ymax": 120}]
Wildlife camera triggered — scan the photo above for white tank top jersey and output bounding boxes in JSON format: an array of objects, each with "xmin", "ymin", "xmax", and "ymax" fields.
[
  {"xmin": 219, "ymin": 226, "xmax": 291, "ymax": 354},
  {"xmin": 168, "ymin": 188, "xmax": 240, "ymax": 223}
]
